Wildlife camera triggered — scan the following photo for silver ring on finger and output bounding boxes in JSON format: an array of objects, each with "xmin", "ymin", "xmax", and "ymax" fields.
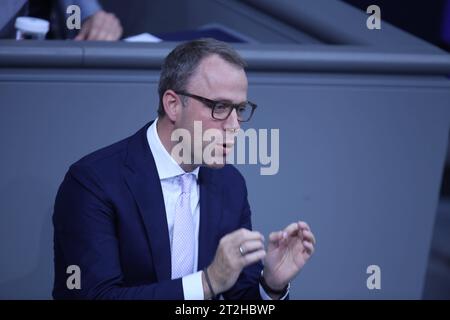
[{"xmin": 239, "ymin": 245, "xmax": 245, "ymax": 256}]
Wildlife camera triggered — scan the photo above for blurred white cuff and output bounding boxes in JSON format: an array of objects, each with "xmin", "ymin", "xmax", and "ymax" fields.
[
  {"xmin": 259, "ymin": 283, "xmax": 290, "ymax": 300},
  {"xmin": 182, "ymin": 271, "xmax": 204, "ymax": 300}
]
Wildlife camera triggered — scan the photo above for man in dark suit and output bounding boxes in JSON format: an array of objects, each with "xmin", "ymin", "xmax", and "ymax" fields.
[{"xmin": 52, "ymin": 38, "xmax": 316, "ymax": 300}]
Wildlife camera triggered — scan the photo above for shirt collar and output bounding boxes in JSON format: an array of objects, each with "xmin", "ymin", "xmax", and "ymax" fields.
[{"xmin": 147, "ymin": 118, "xmax": 199, "ymax": 181}]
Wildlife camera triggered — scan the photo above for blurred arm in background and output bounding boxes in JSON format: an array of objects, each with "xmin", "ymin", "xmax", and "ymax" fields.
[{"xmin": 59, "ymin": 0, "xmax": 122, "ymax": 40}]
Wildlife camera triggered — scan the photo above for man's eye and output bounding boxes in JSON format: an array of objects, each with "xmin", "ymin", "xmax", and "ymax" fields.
[
  {"xmin": 237, "ymin": 106, "xmax": 247, "ymax": 113},
  {"xmin": 214, "ymin": 103, "xmax": 229, "ymax": 112}
]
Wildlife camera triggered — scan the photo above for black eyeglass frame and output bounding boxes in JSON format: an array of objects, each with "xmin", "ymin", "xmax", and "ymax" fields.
[{"xmin": 174, "ymin": 91, "xmax": 257, "ymax": 122}]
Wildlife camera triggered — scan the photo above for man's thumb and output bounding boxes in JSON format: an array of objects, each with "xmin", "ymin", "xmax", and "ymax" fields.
[{"xmin": 74, "ymin": 25, "xmax": 88, "ymax": 40}]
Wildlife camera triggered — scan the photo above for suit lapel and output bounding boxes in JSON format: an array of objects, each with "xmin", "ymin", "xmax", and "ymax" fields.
[
  {"xmin": 123, "ymin": 122, "xmax": 172, "ymax": 281},
  {"xmin": 122, "ymin": 122, "xmax": 224, "ymax": 279},
  {"xmin": 198, "ymin": 168, "xmax": 223, "ymax": 271}
]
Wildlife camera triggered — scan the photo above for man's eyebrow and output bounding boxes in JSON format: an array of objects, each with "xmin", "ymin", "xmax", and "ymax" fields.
[{"xmin": 213, "ymin": 97, "xmax": 247, "ymax": 104}]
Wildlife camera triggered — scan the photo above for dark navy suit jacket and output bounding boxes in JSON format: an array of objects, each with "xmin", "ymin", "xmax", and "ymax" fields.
[{"xmin": 52, "ymin": 122, "xmax": 263, "ymax": 299}]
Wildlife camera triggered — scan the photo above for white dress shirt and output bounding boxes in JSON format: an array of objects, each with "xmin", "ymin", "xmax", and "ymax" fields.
[{"xmin": 147, "ymin": 118, "xmax": 285, "ymax": 300}]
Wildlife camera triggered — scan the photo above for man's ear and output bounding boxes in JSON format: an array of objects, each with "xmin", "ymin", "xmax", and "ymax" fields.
[{"xmin": 162, "ymin": 90, "xmax": 182, "ymax": 122}]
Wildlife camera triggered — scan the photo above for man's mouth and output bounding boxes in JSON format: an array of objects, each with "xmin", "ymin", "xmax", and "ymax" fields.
[
  {"xmin": 223, "ymin": 142, "xmax": 234, "ymax": 148},
  {"xmin": 221, "ymin": 142, "xmax": 235, "ymax": 155}
]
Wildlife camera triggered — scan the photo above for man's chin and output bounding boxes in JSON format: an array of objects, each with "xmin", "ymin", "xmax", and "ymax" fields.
[{"xmin": 203, "ymin": 158, "xmax": 227, "ymax": 169}]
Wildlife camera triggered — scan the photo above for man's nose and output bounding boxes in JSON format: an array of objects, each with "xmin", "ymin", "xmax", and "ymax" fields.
[{"xmin": 224, "ymin": 108, "xmax": 240, "ymax": 131}]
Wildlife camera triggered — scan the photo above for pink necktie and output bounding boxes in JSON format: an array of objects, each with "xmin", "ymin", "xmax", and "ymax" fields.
[{"xmin": 171, "ymin": 173, "xmax": 195, "ymax": 279}]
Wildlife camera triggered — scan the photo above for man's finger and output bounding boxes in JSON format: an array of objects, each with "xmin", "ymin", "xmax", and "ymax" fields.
[
  {"xmin": 298, "ymin": 221, "xmax": 311, "ymax": 232},
  {"xmin": 97, "ymin": 30, "xmax": 111, "ymax": 41},
  {"xmin": 96, "ymin": 14, "xmax": 117, "ymax": 40},
  {"xmin": 242, "ymin": 249, "xmax": 266, "ymax": 267},
  {"xmin": 105, "ymin": 33, "xmax": 116, "ymax": 41},
  {"xmin": 114, "ymin": 24, "xmax": 123, "ymax": 39},
  {"xmin": 269, "ymin": 231, "xmax": 284, "ymax": 243},
  {"xmin": 74, "ymin": 32, "xmax": 85, "ymax": 40},
  {"xmin": 283, "ymin": 222, "xmax": 300, "ymax": 237},
  {"xmin": 303, "ymin": 240, "xmax": 314, "ymax": 255},
  {"xmin": 107, "ymin": 15, "xmax": 122, "ymax": 40},
  {"xmin": 302, "ymin": 230, "xmax": 316, "ymax": 245},
  {"xmin": 234, "ymin": 228, "xmax": 264, "ymax": 243},
  {"xmin": 87, "ymin": 12, "xmax": 108, "ymax": 40},
  {"xmin": 239, "ymin": 239, "xmax": 264, "ymax": 255},
  {"xmin": 86, "ymin": 28, "xmax": 99, "ymax": 40},
  {"xmin": 74, "ymin": 24, "xmax": 89, "ymax": 40},
  {"xmin": 87, "ymin": 22, "xmax": 106, "ymax": 40}
]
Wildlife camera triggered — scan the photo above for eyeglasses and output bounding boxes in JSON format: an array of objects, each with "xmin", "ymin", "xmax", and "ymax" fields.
[{"xmin": 174, "ymin": 91, "xmax": 257, "ymax": 122}]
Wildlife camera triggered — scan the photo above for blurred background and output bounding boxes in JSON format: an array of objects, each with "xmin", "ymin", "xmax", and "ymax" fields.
[
  {"xmin": 0, "ymin": 0, "xmax": 449, "ymax": 299},
  {"xmin": 345, "ymin": 1, "xmax": 450, "ymax": 300}
]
